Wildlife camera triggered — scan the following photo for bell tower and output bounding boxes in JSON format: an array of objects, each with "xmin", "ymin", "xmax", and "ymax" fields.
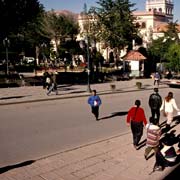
[{"xmin": 146, "ymin": 0, "xmax": 174, "ymax": 22}]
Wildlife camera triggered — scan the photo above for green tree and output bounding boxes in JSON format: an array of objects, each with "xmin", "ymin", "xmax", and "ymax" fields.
[
  {"xmin": 89, "ymin": 0, "xmax": 137, "ymax": 51},
  {"xmin": 0, "ymin": 0, "xmax": 50, "ymax": 64},
  {"xmin": 164, "ymin": 21, "xmax": 180, "ymax": 43},
  {"xmin": 45, "ymin": 10, "xmax": 79, "ymax": 58},
  {"xmin": 165, "ymin": 43, "xmax": 180, "ymax": 72},
  {"xmin": 148, "ymin": 21, "xmax": 180, "ymax": 73},
  {"xmin": 0, "ymin": 0, "xmax": 44, "ymax": 39}
]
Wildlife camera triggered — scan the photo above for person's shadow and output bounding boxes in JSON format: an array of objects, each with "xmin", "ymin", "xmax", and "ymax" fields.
[
  {"xmin": 160, "ymin": 115, "xmax": 180, "ymax": 134},
  {"xmin": 99, "ymin": 111, "xmax": 128, "ymax": 121},
  {"xmin": 137, "ymin": 115, "xmax": 180, "ymax": 151}
]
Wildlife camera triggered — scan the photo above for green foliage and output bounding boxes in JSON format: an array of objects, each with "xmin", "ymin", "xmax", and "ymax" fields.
[
  {"xmin": 0, "ymin": 0, "xmax": 51, "ymax": 61},
  {"xmin": 0, "ymin": 0, "xmax": 44, "ymax": 39},
  {"xmin": 148, "ymin": 21, "xmax": 180, "ymax": 73},
  {"xmin": 164, "ymin": 21, "xmax": 180, "ymax": 43},
  {"xmin": 45, "ymin": 11, "xmax": 79, "ymax": 42},
  {"xmin": 44, "ymin": 11, "xmax": 79, "ymax": 57},
  {"xmin": 89, "ymin": 0, "xmax": 137, "ymax": 49},
  {"xmin": 165, "ymin": 43, "xmax": 180, "ymax": 72}
]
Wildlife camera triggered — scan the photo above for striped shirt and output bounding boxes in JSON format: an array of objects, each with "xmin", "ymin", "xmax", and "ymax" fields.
[{"xmin": 146, "ymin": 124, "xmax": 161, "ymax": 147}]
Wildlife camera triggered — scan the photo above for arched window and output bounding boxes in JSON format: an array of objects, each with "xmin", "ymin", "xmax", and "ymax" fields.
[
  {"xmin": 136, "ymin": 22, "xmax": 140, "ymax": 28},
  {"xmin": 153, "ymin": 8, "xmax": 157, "ymax": 13},
  {"xmin": 159, "ymin": 8, "xmax": 162, "ymax": 12},
  {"xmin": 149, "ymin": 8, "xmax": 152, "ymax": 12},
  {"xmin": 141, "ymin": 22, "xmax": 146, "ymax": 29}
]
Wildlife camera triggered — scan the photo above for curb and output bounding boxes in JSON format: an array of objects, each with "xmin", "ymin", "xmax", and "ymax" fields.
[
  {"xmin": 35, "ymin": 131, "xmax": 131, "ymax": 162},
  {"xmin": 0, "ymin": 85, "xmax": 169, "ymax": 106}
]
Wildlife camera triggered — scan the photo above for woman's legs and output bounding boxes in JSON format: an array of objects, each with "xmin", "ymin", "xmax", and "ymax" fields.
[
  {"xmin": 166, "ymin": 112, "xmax": 173, "ymax": 125},
  {"xmin": 131, "ymin": 121, "xmax": 143, "ymax": 147}
]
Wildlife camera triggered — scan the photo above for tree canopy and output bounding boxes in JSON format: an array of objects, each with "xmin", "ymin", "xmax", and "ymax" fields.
[
  {"xmin": 148, "ymin": 21, "xmax": 180, "ymax": 72},
  {"xmin": 0, "ymin": 0, "xmax": 44, "ymax": 39},
  {"xmin": 89, "ymin": 0, "xmax": 137, "ymax": 49}
]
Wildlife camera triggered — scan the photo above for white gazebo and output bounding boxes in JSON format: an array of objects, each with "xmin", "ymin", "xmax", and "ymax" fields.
[{"xmin": 123, "ymin": 50, "xmax": 147, "ymax": 77}]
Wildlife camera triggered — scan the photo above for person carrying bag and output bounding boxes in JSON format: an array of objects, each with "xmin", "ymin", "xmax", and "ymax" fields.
[{"xmin": 127, "ymin": 100, "xmax": 147, "ymax": 150}]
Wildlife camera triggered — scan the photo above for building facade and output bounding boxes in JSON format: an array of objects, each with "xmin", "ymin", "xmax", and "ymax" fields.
[{"xmin": 133, "ymin": 0, "xmax": 175, "ymax": 47}]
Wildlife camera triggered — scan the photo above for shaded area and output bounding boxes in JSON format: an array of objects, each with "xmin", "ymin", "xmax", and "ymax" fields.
[
  {"xmin": 160, "ymin": 115, "xmax": 180, "ymax": 134},
  {"xmin": 0, "ymin": 160, "xmax": 35, "ymax": 174},
  {"xmin": 164, "ymin": 164, "xmax": 180, "ymax": 180},
  {"xmin": 100, "ymin": 111, "xmax": 128, "ymax": 120},
  {"xmin": 0, "ymin": 95, "xmax": 30, "ymax": 100},
  {"xmin": 136, "ymin": 139, "xmax": 147, "ymax": 150},
  {"xmin": 70, "ymin": 90, "xmax": 86, "ymax": 94}
]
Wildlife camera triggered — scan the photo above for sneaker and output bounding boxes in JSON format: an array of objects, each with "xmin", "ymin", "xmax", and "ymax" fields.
[{"xmin": 154, "ymin": 166, "xmax": 163, "ymax": 171}]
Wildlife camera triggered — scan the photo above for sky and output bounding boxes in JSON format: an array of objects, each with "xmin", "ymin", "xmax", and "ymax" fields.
[{"xmin": 39, "ymin": 0, "xmax": 180, "ymax": 22}]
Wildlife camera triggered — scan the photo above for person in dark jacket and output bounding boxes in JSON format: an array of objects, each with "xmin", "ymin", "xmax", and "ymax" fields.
[
  {"xmin": 149, "ymin": 88, "xmax": 162, "ymax": 125},
  {"xmin": 88, "ymin": 90, "xmax": 102, "ymax": 120},
  {"xmin": 127, "ymin": 100, "xmax": 147, "ymax": 150},
  {"xmin": 153, "ymin": 133, "xmax": 179, "ymax": 171}
]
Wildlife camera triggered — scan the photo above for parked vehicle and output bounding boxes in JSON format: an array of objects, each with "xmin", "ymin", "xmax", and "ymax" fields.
[{"xmin": 24, "ymin": 57, "xmax": 35, "ymax": 63}]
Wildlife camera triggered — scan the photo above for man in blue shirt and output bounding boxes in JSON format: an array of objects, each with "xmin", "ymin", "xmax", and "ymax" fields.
[{"xmin": 88, "ymin": 90, "xmax": 102, "ymax": 121}]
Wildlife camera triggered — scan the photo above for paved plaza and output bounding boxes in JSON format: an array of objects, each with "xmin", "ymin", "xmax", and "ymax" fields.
[{"xmin": 0, "ymin": 78, "xmax": 179, "ymax": 180}]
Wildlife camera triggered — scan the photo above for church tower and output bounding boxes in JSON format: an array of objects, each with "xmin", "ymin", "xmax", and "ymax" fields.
[{"xmin": 146, "ymin": 0, "xmax": 174, "ymax": 22}]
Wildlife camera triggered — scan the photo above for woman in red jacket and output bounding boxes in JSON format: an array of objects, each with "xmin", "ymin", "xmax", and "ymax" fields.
[{"xmin": 127, "ymin": 100, "xmax": 147, "ymax": 149}]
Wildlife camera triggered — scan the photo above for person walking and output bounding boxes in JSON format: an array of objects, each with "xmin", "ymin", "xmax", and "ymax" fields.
[
  {"xmin": 43, "ymin": 71, "xmax": 49, "ymax": 89},
  {"xmin": 47, "ymin": 72, "xmax": 58, "ymax": 95},
  {"xmin": 153, "ymin": 133, "xmax": 178, "ymax": 171},
  {"xmin": 153, "ymin": 72, "xmax": 160, "ymax": 86},
  {"xmin": 127, "ymin": 100, "xmax": 147, "ymax": 150},
  {"xmin": 144, "ymin": 120, "xmax": 161, "ymax": 160},
  {"xmin": 160, "ymin": 92, "xmax": 180, "ymax": 130},
  {"xmin": 88, "ymin": 90, "xmax": 102, "ymax": 121},
  {"xmin": 148, "ymin": 88, "xmax": 162, "ymax": 125}
]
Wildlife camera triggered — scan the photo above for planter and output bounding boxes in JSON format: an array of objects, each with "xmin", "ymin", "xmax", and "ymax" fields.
[
  {"xmin": 136, "ymin": 82, "xmax": 142, "ymax": 89},
  {"xmin": 110, "ymin": 84, "xmax": 116, "ymax": 91}
]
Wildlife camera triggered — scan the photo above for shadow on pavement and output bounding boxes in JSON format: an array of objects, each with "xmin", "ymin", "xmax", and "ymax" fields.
[
  {"xmin": 100, "ymin": 111, "xmax": 128, "ymax": 121},
  {"xmin": 0, "ymin": 160, "xmax": 35, "ymax": 174},
  {"xmin": 163, "ymin": 163, "xmax": 180, "ymax": 180},
  {"xmin": 0, "ymin": 95, "xmax": 31, "ymax": 100}
]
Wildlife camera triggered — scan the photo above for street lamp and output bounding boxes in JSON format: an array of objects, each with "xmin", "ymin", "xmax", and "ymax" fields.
[
  {"xmin": 41, "ymin": 42, "xmax": 47, "ymax": 63},
  {"xmin": 79, "ymin": 38, "xmax": 91, "ymax": 93},
  {"xmin": 3, "ymin": 37, "xmax": 10, "ymax": 75}
]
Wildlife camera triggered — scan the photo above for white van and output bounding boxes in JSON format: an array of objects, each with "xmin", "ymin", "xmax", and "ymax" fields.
[{"xmin": 24, "ymin": 57, "xmax": 35, "ymax": 63}]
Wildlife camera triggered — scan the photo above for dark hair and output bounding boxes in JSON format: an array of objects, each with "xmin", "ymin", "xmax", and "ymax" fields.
[
  {"xmin": 92, "ymin": 89, "xmax": 96, "ymax": 94},
  {"xmin": 135, "ymin": 100, "xmax": 141, "ymax": 107},
  {"xmin": 161, "ymin": 133, "xmax": 175, "ymax": 146},
  {"xmin": 154, "ymin": 88, "xmax": 158, "ymax": 93}
]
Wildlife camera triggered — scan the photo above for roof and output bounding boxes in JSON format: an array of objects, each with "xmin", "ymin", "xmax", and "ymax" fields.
[
  {"xmin": 155, "ymin": 23, "xmax": 180, "ymax": 33},
  {"xmin": 123, "ymin": 50, "xmax": 146, "ymax": 61}
]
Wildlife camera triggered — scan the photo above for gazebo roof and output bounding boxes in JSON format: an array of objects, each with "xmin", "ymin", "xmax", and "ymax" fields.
[{"xmin": 123, "ymin": 50, "xmax": 146, "ymax": 61}]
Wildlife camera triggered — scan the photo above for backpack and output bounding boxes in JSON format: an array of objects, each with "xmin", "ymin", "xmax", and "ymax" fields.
[{"xmin": 149, "ymin": 94, "xmax": 162, "ymax": 109}]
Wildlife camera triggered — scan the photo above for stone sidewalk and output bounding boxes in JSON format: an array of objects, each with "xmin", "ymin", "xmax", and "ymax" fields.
[
  {"xmin": 0, "ymin": 78, "xmax": 168, "ymax": 105},
  {"xmin": 0, "ymin": 78, "xmax": 179, "ymax": 180},
  {"xmin": 0, "ymin": 125, "xmax": 179, "ymax": 180}
]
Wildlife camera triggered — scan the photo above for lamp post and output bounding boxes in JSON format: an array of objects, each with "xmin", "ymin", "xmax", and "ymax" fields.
[
  {"xmin": 79, "ymin": 38, "xmax": 91, "ymax": 92},
  {"xmin": 41, "ymin": 42, "xmax": 47, "ymax": 63},
  {"xmin": 3, "ymin": 37, "xmax": 10, "ymax": 75}
]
